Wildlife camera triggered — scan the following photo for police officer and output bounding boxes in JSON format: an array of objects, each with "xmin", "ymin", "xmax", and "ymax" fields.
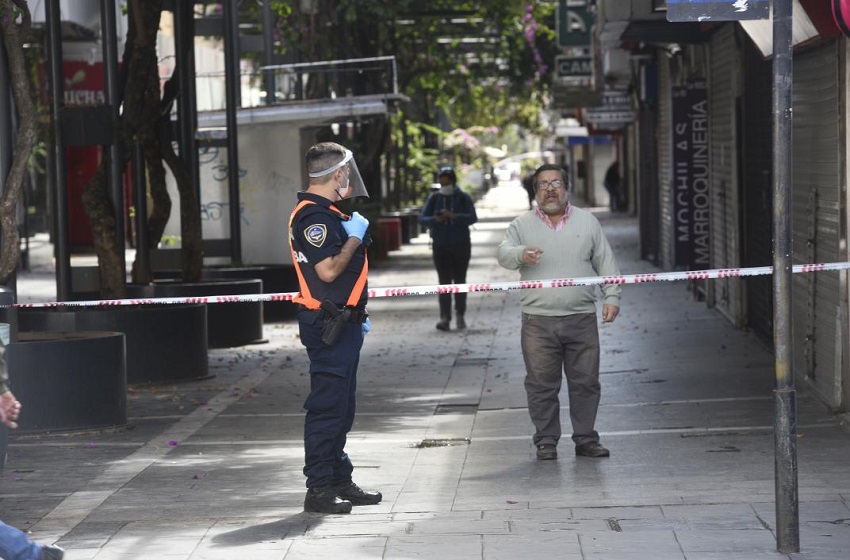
[{"xmin": 289, "ymin": 142, "xmax": 381, "ymax": 514}]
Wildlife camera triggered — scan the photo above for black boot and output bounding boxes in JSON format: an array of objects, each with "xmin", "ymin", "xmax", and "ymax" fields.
[
  {"xmin": 40, "ymin": 546, "xmax": 65, "ymax": 560},
  {"xmin": 304, "ymin": 486, "xmax": 352, "ymax": 514},
  {"xmin": 455, "ymin": 313, "xmax": 466, "ymax": 330},
  {"xmin": 436, "ymin": 314, "xmax": 450, "ymax": 331},
  {"xmin": 334, "ymin": 481, "xmax": 382, "ymax": 505}
]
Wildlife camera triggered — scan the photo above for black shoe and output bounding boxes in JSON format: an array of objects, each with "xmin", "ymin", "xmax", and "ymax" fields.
[
  {"xmin": 456, "ymin": 315, "xmax": 467, "ymax": 330},
  {"xmin": 304, "ymin": 486, "xmax": 353, "ymax": 514},
  {"xmin": 334, "ymin": 481, "xmax": 382, "ymax": 505},
  {"xmin": 41, "ymin": 546, "xmax": 65, "ymax": 560},
  {"xmin": 436, "ymin": 318, "xmax": 450, "ymax": 331},
  {"xmin": 575, "ymin": 442, "xmax": 610, "ymax": 458},
  {"xmin": 536, "ymin": 444, "xmax": 557, "ymax": 460}
]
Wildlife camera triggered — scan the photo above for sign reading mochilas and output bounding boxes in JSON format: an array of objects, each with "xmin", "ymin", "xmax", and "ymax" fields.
[
  {"xmin": 667, "ymin": 0, "xmax": 770, "ymax": 22},
  {"xmin": 672, "ymin": 79, "xmax": 710, "ymax": 270}
]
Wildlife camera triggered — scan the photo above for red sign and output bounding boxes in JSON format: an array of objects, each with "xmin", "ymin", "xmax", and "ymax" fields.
[{"xmin": 61, "ymin": 61, "xmax": 105, "ymax": 106}]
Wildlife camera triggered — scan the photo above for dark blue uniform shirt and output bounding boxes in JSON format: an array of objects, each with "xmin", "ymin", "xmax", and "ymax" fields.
[{"xmin": 290, "ymin": 192, "xmax": 368, "ymax": 310}]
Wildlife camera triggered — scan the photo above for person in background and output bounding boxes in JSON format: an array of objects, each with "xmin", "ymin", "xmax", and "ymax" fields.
[
  {"xmin": 603, "ymin": 160, "xmax": 622, "ymax": 212},
  {"xmin": 0, "ymin": 342, "xmax": 66, "ymax": 560},
  {"xmin": 497, "ymin": 163, "xmax": 621, "ymax": 461},
  {"xmin": 288, "ymin": 142, "xmax": 382, "ymax": 514},
  {"xmin": 419, "ymin": 166, "xmax": 478, "ymax": 331}
]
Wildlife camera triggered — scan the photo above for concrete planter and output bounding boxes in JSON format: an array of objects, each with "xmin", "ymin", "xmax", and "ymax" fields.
[
  {"xmin": 17, "ymin": 304, "xmax": 209, "ymax": 385},
  {"xmin": 6, "ymin": 331, "xmax": 127, "ymax": 433},
  {"xmin": 201, "ymin": 266, "xmax": 297, "ymax": 322},
  {"xmin": 127, "ymin": 278, "xmax": 264, "ymax": 348},
  {"xmin": 153, "ymin": 265, "xmax": 298, "ymax": 322}
]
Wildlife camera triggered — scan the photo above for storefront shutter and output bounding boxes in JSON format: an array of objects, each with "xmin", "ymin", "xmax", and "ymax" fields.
[
  {"xmin": 708, "ymin": 25, "xmax": 742, "ymax": 325},
  {"xmin": 791, "ymin": 41, "xmax": 842, "ymax": 405},
  {"xmin": 658, "ymin": 55, "xmax": 674, "ymax": 270},
  {"xmin": 741, "ymin": 34, "xmax": 774, "ymax": 347}
]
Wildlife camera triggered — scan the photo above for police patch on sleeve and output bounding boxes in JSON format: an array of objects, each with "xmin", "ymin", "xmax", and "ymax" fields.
[{"xmin": 304, "ymin": 223, "xmax": 328, "ymax": 248}]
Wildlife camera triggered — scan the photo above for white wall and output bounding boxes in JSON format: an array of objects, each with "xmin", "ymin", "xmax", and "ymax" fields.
[{"xmin": 163, "ymin": 122, "xmax": 304, "ymax": 265}]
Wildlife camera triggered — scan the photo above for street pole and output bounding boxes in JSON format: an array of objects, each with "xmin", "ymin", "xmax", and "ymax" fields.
[
  {"xmin": 224, "ymin": 0, "xmax": 242, "ymax": 264},
  {"xmin": 772, "ymin": 0, "xmax": 799, "ymax": 552},
  {"xmin": 46, "ymin": 0, "xmax": 71, "ymax": 301}
]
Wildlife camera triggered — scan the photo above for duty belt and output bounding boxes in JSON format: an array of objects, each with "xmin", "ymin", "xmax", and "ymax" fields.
[{"xmin": 301, "ymin": 305, "xmax": 369, "ymax": 324}]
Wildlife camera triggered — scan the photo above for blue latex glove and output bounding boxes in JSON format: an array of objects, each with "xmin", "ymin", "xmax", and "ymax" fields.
[
  {"xmin": 342, "ymin": 211, "xmax": 369, "ymax": 241},
  {"xmin": 362, "ymin": 317, "xmax": 371, "ymax": 336}
]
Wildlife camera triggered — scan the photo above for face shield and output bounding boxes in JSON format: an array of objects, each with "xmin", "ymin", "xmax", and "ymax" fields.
[{"xmin": 308, "ymin": 149, "xmax": 369, "ymax": 199}]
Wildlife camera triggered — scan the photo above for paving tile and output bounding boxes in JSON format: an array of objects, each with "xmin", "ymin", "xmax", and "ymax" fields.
[
  {"xmin": 385, "ymin": 534, "xmax": 482, "ymax": 559},
  {"xmin": 285, "ymin": 537, "xmax": 387, "ymax": 560},
  {"xmin": 483, "ymin": 533, "xmax": 581, "ymax": 559},
  {"xmin": 674, "ymin": 528, "xmax": 782, "ymax": 553}
]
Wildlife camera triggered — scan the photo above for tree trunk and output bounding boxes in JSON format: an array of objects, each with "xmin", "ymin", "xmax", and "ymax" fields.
[
  {"xmin": 83, "ymin": 0, "xmax": 166, "ymax": 298},
  {"xmin": 81, "ymin": 165, "xmax": 126, "ymax": 296},
  {"xmin": 85, "ymin": 0, "xmax": 202, "ymax": 294},
  {"xmin": 161, "ymin": 138, "xmax": 202, "ymax": 282},
  {"xmin": 0, "ymin": 0, "xmax": 36, "ymax": 283},
  {"xmin": 155, "ymin": 73, "xmax": 201, "ymax": 283}
]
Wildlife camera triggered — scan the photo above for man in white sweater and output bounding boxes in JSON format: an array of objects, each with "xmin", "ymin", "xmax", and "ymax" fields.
[{"xmin": 497, "ymin": 163, "xmax": 621, "ymax": 461}]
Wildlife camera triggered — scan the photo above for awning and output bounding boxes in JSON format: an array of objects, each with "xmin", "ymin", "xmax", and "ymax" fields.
[
  {"xmin": 739, "ymin": 0, "xmax": 841, "ymax": 58},
  {"xmin": 619, "ymin": 20, "xmax": 713, "ymax": 45},
  {"xmin": 196, "ymin": 94, "xmax": 408, "ymax": 129}
]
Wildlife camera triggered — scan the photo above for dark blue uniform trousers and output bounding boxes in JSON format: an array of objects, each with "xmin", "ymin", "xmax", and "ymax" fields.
[{"xmin": 298, "ymin": 310, "xmax": 364, "ymax": 488}]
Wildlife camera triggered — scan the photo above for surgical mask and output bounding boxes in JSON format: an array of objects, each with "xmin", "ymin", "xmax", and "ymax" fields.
[
  {"xmin": 336, "ymin": 169, "xmax": 351, "ymax": 199},
  {"xmin": 440, "ymin": 185, "xmax": 455, "ymax": 196}
]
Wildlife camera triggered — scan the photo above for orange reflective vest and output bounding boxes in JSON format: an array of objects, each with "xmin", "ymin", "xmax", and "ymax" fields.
[{"xmin": 288, "ymin": 199, "xmax": 368, "ymax": 310}]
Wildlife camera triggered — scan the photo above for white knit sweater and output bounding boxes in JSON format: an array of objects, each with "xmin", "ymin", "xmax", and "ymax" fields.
[{"xmin": 496, "ymin": 206, "xmax": 621, "ymax": 316}]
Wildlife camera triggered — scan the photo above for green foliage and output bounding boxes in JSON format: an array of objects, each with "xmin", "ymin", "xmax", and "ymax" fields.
[
  {"xmin": 268, "ymin": 0, "xmax": 557, "ymax": 207},
  {"xmin": 269, "ymin": 0, "xmax": 554, "ymax": 129},
  {"xmin": 392, "ymin": 113, "xmax": 442, "ymax": 203}
]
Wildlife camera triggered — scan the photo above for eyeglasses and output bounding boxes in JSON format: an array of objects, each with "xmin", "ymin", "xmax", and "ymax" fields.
[{"xmin": 535, "ymin": 179, "xmax": 565, "ymax": 191}]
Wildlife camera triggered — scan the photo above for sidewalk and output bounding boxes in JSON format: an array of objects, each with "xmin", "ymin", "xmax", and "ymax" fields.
[{"xmin": 2, "ymin": 187, "xmax": 850, "ymax": 559}]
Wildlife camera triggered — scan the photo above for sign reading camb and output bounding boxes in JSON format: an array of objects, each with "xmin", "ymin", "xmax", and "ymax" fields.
[
  {"xmin": 556, "ymin": 56, "xmax": 593, "ymax": 78},
  {"xmin": 667, "ymin": 0, "xmax": 769, "ymax": 22},
  {"xmin": 672, "ymin": 79, "xmax": 710, "ymax": 269}
]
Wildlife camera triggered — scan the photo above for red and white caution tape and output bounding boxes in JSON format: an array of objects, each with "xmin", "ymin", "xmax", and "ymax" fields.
[{"xmin": 11, "ymin": 261, "xmax": 850, "ymax": 309}]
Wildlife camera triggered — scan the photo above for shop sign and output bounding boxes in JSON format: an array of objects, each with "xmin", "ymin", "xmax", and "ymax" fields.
[
  {"xmin": 558, "ymin": 0, "xmax": 594, "ymax": 48},
  {"xmin": 672, "ymin": 79, "xmax": 710, "ymax": 269},
  {"xmin": 667, "ymin": 0, "xmax": 770, "ymax": 22}
]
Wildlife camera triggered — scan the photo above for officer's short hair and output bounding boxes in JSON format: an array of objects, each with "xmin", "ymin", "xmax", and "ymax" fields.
[{"xmin": 306, "ymin": 142, "xmax": 347, "ymax": 181}]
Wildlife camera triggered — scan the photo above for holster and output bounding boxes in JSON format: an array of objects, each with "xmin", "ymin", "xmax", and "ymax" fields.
[{"xmin": 320, "ymin": 299, "xmax": 349, "ymax": 346}]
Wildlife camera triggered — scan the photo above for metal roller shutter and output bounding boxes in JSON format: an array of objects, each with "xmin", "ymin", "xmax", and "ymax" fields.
[
  {"xmin": 741, "ymin": 35, "xmax": 774, "ymax": 347},
  {"xmin": 791, "ymin": 41, "xmax": 841, "ymax": 405},
  {"xmin": 638, "ymin": 62, "xmax": 660, "ymax": 264},
  {"xmin": 658, "ymin": 56, "xmax": 674, "ymax": 270},
  {"xmin": 708, "ymin": 25, "xmax": 742, "ymax": 325}
]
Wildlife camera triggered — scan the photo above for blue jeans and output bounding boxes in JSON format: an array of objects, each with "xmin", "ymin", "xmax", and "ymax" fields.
[{"xmin": 0, "ymin": 520, "xmax": 42, "ymax": 560}]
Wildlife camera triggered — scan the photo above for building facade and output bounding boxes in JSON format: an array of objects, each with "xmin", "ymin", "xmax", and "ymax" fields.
[{"xmin": 591, "ymin": 0, "xmax": 850, "ymax": 410}]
